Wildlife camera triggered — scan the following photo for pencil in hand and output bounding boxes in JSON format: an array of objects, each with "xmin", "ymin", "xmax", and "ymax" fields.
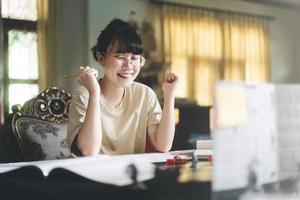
[
  {"xmin": 64, "ymin": 66, "xmax": 98, "ymax": 80},
  {"xmin": 63, "ymin": 73, "xmax": 77, "ymax": 80}
]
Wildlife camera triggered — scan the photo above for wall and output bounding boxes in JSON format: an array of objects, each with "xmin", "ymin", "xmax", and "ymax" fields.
[
  {"xmin": 270, "ymin": 10, "xmax": 300, "ymax": 83},
  {"xmin": 86, "ymin": 0, "xmax": 300, "ymax": 84},
  {"xmin": 58, "ymin": 0, "xmax": 88, "ymax": 92},
  {"xmin": 0, "ymin": 0, "xmax": 87, "ymax": 97}
]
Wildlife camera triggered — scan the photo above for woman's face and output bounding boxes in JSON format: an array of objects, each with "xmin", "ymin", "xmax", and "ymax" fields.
[{"xmin": 100, "ymin": 43, "xmax": 143, "ymax": 88}]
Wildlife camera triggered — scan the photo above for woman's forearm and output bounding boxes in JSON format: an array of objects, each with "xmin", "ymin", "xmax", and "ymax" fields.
[
  {"xmin": 152, "ymin": 96, "xmax": 175, "ymax": 152},
  {"xmin": 76, "ymin": 92, "xmax": 102, "ymax": 156}
]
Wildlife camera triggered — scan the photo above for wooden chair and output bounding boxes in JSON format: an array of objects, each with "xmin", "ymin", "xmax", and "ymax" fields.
[{"xmin": 7, "ymin": 87, "xmax": 71, "ymax": 161}]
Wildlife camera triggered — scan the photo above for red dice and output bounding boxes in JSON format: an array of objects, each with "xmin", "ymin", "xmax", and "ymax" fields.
[
  {"xmin": 165, "ymin": 156, "xmax": 188, "ymax": 165},
  {"xmin": 208, "ymin": 155, "xmax": 213, "ymax": 162}
]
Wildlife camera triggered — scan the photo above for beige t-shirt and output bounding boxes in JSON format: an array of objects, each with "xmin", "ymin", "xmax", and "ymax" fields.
[{"xmin": 67, "ymin": 82, "xmax": 162, "ymax": 155}]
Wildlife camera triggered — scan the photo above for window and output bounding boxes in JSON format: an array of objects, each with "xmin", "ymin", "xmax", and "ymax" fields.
[
  {"xmin": 161, "ymin": 5, "xmax": 270, "ymax": 106},
  {"xmin": 1, "ymin": 0, "xmax": 39, "ymax": 114}
]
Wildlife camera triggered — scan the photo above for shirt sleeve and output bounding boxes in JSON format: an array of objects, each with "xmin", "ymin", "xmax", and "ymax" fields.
[
  {"xmin": 66, "ymin": 86, "xmax": 89, "ymax": 150},
  {"xmin": 147, "ymin": 88, "xmax": 162, "ymax": 136}
]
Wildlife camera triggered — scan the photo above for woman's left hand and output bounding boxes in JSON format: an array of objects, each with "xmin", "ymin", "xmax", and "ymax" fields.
[{"xmin": 162, "ymin": 72, "xmax": 178, "ymax": 99}]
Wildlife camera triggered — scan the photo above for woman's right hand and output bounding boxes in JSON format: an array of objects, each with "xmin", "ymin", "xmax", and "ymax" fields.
[{"xmin": 77, "ymin": 66, "xmax": 100, "ymax": 95}]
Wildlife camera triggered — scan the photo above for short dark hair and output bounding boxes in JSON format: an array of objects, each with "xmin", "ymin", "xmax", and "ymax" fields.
[{"xmin": 91, "ymin": 18, "xmax": 143, "ymax": 61}]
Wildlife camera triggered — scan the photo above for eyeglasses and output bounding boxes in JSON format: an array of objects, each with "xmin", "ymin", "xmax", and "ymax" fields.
[{"xmin": 107, "ymin": 53, "xmax": 146, "ymax": 68}]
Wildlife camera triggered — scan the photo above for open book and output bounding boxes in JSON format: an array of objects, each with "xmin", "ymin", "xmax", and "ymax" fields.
[{"xmin": 0, "ymin": 150, "xmax": 211, "ymax": 186}]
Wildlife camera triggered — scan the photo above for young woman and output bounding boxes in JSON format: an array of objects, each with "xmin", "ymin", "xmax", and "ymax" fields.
[{"xmin": 67, "ymin": 19, "xmax": 178, "ymax": 156}]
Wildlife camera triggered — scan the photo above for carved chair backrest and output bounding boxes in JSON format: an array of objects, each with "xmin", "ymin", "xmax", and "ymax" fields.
[{"xmin": 10, "ymin": 87, "xmax": 72, "ymax": 161}]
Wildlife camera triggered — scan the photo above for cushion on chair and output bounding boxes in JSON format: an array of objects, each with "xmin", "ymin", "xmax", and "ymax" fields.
[{"xmin": 15, "ymin": 118, "xmax": 70, "ymax": 161}]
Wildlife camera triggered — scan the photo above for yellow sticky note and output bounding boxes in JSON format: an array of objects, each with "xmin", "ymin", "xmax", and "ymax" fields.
[{"xmin": 214, "ymin": 86, "xmax": 248, "ymax": 128}]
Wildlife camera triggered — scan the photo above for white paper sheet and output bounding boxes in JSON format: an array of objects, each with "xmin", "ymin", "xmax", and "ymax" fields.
[
  {"xmin": 275, "ymin": 84, "xmax": 300, "ymax": 179},
  {"xmin": 213, "ymin": 82, "xmax": 278, "ymax": 191}
]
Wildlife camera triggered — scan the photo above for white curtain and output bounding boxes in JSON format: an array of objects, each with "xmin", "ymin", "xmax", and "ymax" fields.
[{"xmin": 157, "ymin": 4, "xmax": 270, "ymax": 105}]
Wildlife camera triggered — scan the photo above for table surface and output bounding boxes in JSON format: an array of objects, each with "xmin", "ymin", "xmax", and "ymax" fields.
[{"xmin": 0, "ymin": 150, "xmax": 212, "ymax": 200}]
